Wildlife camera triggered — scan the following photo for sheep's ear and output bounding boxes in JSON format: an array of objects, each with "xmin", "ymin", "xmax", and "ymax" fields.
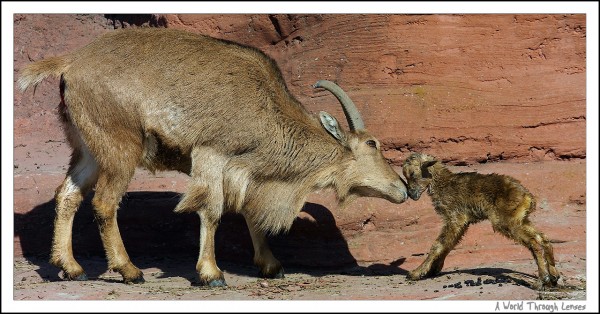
[
  {"xmin": 421, "ymin": 160, "xmax": 437, "ymax": 178},
  {"xmin": 319, "ymin": 111, "xmax": 346, "ymax": 143}
]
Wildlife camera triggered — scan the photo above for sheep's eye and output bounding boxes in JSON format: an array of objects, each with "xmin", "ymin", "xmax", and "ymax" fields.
[{"xmin": 366, "ymin": 140, "xmax": 377, "ymax": 148}]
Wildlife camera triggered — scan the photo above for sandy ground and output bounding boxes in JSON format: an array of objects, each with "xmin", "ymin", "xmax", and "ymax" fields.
[
  {"xmin": 8, "ymin": 160, "xmax": 593, "ymax": 312},
  {"xmin": 13, "ymin": 256, "xmax": 586, "ymax": 302}
]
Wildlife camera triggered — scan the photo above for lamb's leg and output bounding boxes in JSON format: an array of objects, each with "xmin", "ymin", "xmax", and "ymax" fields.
[
  {"xmin": 408, "ymin": 217, "xmax": 469, "ymax": 280},
  {"xmin": 510, "ymin": 222, "xmax": 559, "ymax": 287},
  {"xmin": 537, "ymin": 231, "xmax": 560, "ymax": 285},
  {"xmin": 243, "ymin": 217, "xmax": 284, "ymax": 279}
]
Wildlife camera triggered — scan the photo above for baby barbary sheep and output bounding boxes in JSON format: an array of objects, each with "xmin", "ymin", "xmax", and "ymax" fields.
[{"xmin": 402, "ymin": 152, "xmax": 559, "ymax": 287}]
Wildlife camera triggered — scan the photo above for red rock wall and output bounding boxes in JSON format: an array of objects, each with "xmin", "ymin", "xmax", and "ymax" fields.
[
  {"xmin": 12, "ymin": 14, "xmax": 587, "ymax": 265},
  {"xmin": 13, "ymin": 14, "xmax": 585, "ymax": 170}
]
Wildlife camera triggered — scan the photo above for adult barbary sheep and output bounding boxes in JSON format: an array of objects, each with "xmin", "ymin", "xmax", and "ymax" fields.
[
  {"xmin": 402, "ymin": 153, "xmax": 559, "ymax": 288},
  {"xmin": 18, "ymin": 28, "xmax": 408, "ymax": 287}
]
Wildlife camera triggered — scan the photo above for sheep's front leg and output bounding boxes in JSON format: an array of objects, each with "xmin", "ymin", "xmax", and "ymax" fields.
[
  {"xmin": 195, "ymin": 210, "xmax": 225, "ymax": 286},
  {"xmin": 243, "ymin": 216, "xmax": 284, "ymax": 279},
  {"xmin": 175, "ymin": 148, "xmax": 227, "ymax": 287},
  {"xmin": 183, "ymin": 185, "xmax": 226, "ymax": 286},
  {"xmin": 408, "ymin": 217, "xmax": 469, "ymax": 280}
]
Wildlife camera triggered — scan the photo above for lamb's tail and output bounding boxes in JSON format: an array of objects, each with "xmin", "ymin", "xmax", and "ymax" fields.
[{"xmin": 18, "ymin": 56, "xmax": 70, "ymax": 92}]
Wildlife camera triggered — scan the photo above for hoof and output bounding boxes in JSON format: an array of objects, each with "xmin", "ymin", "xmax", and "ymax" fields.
[
  {"xmin": 408, "ymin": 266, "xmax": 440, "ymax": 281},
  {"xmin": 273, "ymin": 268, "xmax": 285, "ymax": 279},
  {"xmin": 206, "ymin": 278, "xmax": 227, "ymax": 287},
  {"xmin": 261, "ymin": 267, "xmax": 285, "ymax": 279},
  {"xmin": 550, "ymin": 273, "xmax": 560, "ymax": 286},
  {"xmin": 407, "ymin": 271, "xmax": 423, "ymax": 281},
  {"xmin": 63, "ymin": 272, "xmax": 88, "ymax": 281},
  {"xmin": 124, "ymin": 275, "xmax": 145, "ymax": 285},
  {"xmin": 542, "ymin": 275, "xmax": 559, "ymax": 287}
]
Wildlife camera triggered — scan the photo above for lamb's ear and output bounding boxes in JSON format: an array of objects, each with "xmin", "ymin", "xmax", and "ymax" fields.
[
  {"xmin": 319, "ymin": 111, "xmax": 346, "ymax": 143},
  {"xmin": 421, "ymin": 160, "xmax": 437, "ymax": 178}
]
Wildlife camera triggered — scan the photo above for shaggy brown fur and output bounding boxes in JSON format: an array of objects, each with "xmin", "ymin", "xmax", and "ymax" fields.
[
  {"xmin": 402, "ymin": 153, "xmax": 559, "ymax": 288},
  {"xmin": 19, "ymin": 28, "xmax": 408, "ymax": 287}
]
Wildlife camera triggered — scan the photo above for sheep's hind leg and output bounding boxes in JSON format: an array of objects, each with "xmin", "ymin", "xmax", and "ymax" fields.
[
  {"xmin": 51, "ymin": 147, "xmax": 98, "ymax": 281},
  {"xmin": 511, "ymin": 222, "xmax": 559, "ymax": 288},
  {"xmin": 92, "ymin": 168, "xmax": 144, "ymax": 284}
]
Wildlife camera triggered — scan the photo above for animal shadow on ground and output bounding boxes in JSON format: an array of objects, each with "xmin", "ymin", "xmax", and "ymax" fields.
[
  {"xmin": 15, "ymin": 191, "xmax": 407, "ymax": 284},
  {"xmin": 439, "ymin": 267, "xmax": 538, "ymax": 289},
  {"xmin": 439, "ymin": 267, "xmax": 582, "ymax": 293}
]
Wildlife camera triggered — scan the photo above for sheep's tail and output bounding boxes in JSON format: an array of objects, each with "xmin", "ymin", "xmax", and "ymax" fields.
[
  {"xmin": 519, "ymin": 192, "xmax": 537, "ymax": 219},
  {"xmin": 528, "ymin": 193, "xmax": 537, "ymax": 214},
  {"xmin": 18, "ymin": 56, "xmax": 70, "ymax": 92}
]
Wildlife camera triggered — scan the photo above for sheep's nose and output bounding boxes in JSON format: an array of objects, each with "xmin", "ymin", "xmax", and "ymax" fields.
[{"xmin": 391, "ymin": 180, "xmax": 408, "ymax": 203}]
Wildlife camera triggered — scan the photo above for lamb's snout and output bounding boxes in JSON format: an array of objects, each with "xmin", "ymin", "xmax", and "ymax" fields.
[{"xmin": 406, "ymin": 185, "xmax": 425, "ymax": 201}]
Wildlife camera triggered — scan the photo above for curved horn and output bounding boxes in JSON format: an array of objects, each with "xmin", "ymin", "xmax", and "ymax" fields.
[{"xmin": 313, "ymin": 80, "xmax": 365, "ymax": 131}]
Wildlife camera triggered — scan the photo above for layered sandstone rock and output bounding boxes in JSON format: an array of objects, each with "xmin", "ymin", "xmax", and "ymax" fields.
[
  {"xmin": 12, "ymin": 15, "xmax": 586, "ymax": 268},
  {"xmin": 14, "ymin": 14, "xmax": 585, "ymax": 170}
]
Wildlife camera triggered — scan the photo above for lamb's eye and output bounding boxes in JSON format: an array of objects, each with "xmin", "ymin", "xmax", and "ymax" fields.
[{"xmin": 366, "ymin": 140, "xmax": 377, "ymax": 148}]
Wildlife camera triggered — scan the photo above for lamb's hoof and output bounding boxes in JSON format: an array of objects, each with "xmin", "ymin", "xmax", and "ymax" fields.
[
  {"xmin": 542, "ymin": 275, "xmax": 559, "ymax": 288},
  {"xmin": 124, "ymin": 275, "xmax": 145, "ymax": 284},
  {"xmin": 550, "ymin": 273, "xmax": 560, "ymax": 286},
  {"xmin": 407, "ymin": 271, "xmax": 425, "ymax": 281}
]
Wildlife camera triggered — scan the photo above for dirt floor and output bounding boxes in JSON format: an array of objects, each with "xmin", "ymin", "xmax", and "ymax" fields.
[
  {"xmin": 13, "ymin": 255, "xmax": 586, "ymax": 301},
  {"xmin": 9, "ymin": 160, "xmax": 592, "ymax": 312}
]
